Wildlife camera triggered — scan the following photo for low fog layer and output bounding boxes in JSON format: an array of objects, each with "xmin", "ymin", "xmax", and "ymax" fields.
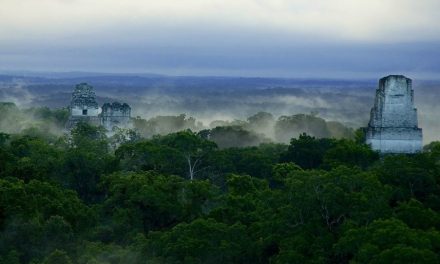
[{"xmin": 0, "ymin": 74, "xmax": 438, "ymax": 144}]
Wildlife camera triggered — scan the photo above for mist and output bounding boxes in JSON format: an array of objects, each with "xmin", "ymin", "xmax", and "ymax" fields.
[{"xmin": 1, "ymin": 74, "xmax": 438, "ymax": 144}]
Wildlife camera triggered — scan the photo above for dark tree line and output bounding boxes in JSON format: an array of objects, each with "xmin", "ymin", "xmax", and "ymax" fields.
[{"xmin": 1, "ymin": 112, "xmax": 440, "ymax": 263}]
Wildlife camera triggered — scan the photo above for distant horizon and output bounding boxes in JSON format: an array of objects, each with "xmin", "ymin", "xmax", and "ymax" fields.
[
  {"xmin": 1, "ymin": 69, "xmax": 440, "ymax": 82},
  {"xmin": 2, "ymin": 1, "xmax": 440, "ymax": 80}
]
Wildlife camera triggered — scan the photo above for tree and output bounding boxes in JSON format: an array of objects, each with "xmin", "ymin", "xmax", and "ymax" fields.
[
  {"xmin": 0, "ymin": 178, "xmax": 93, "ymax": 262},
  {"xmin": 153, "ymin": 131, "xmax": 217, "ymax": 180},
  {"xmin": 0, "ymin": 132, "xmax": 10, "ymax": 146},
  {"xmin": 376, "ymin": 154, "xmax": 440, "ymax": 206},
  {"xmin": 144, "ymin": 218, "xmax": 250, "ymax": 263},
  {"xmin": 335, "ymin": 218, "xmax": 440, "ymax": 263},
  {"xmin": 75, "ymin": 241, "xmax": 140, "ymax": 264},
  {"xmin": 0, "ymin": 133, "xmax": 13, "ymax": 178},
  {"xmin": 247, "ymin": 112, "xmax": 275, "ymax": 138},
  {"xmin": 205, "ymin": 143, "xmax": 285, "ymax": 181},
  {"xmin": 275, "ymin": 114, "xmax": 331, "ymax": 143},
  {"xmin": 109, "ymin": 127, "xmax": 141, "ymax": 150},
  {"xmin": 42, "ymin": 250, "xmax": 73, "ymax": 264},
  {"xmin": 115, "ymin": 140, "xmax": 185, "ymax": 175},
  {"xmin": 0, "ymin": 250, "xmax": 19, "ymax": 264},
  {"xmin": 133, "ymin": 114, "xmax": 202, "ymax": 138},
  {"xmin": 280, "ymin": 133, "xmax": 335, "ymax": 169},
  {"xmin": 326, "ymin": 121, "xmax": 354, "ymax": 139},
  {"xmin": 323, "ymin": 139, "xmax": 379, "ymax": 169},
  {"xmin": 279, "ymin": 167, "xmax": 391, "ymax": 231},
  {"xmin": 3, "ymin": 135, "xmax": 63, "ymax": 182},
  {"xmin": 100, "ymin": 171, "xmax": 218, "ymax": 240},
  {"xmin": 394, "ymin": 199, "xmax": 440, "ymax": 230},
  {"xmin": 70, "ymin": 122, "xmax": 109, "ymax": 155},
  {"xmin": 61, "ymin": 122, "xmax": 116, "ymax": 202},
  {"xmin": 116, "ymin": 131, "xmax": 217, "ymax": 180},
  {"xmin": 204, "ymin": 126, "xmax": 268, "ymax": 149},
  {"xmin": 62, "ymin": 148, "xmax": 115, "ymax": 202},
  {"xmin": 272, "ymin": 162, "xmax": 302, "ymax": 183}
]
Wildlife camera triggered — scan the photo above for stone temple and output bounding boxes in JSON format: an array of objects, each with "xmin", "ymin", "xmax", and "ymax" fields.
[
  {"xmin": 365, "ymin": 75, "xmax": 422, "ymax": 153},
  {"xmin": 66, "ymin": 83, "xmax": 101, "ymax": 128},
  {"xmin": 102, "ymin": 102, "xmax": 132, "ymax": 130},
  {"xmin": 66, "ymin": 83, "xmax": 132, "ymax": 130}
]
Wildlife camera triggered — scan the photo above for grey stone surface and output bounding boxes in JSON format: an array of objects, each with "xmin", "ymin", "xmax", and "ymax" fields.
[
  {"xmin": 66, "ymin": 83, "xmax": 132, "ymax": 130},
  {"xmin": 66, "ymin": 83, "xmax": 100, "ymax": 129},
  {"xmin": 101, "ymin": 102, "xmax": 132, "ymax": 130},
  {"xmin": 365, "ymin": 75, "xmax": 422, "ymax": 153},
  {"xmin": 70, "ymin": 83, "xmax": 99, "ymax": 109}
]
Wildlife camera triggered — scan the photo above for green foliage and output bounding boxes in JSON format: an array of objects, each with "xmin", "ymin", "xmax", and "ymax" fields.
[
  {"xmin": 152, "ymin": 130, "xmax": 217, "ymax": 155},
  {"xmin": 60, "ymin": 123, "xmax": 117, "ymax": 202},
  {"xmin": 247, "ymin": 111, "xmax": 275, "ymax": 126},
  {"xmin": 0, "ymin": 251, "xmax": 20, "ymax": 264},
  {"xmin": 226, "ymin": 174, "xmax": 269, "ymax": 196},
  {"xmin": 42, "ymin": 250, "xmax": 73, "ymax": 264},
  {"xmin": 1, "ymin": 112, "xmax": 440, "ymax": 263},
  {"xmin": 62, "ymin": 148, "xmax": 115, "ymax": 202},
  {"xmin": 109, "ymin": 127, "xmax": 141, "ymax": 150},
  {"xmin": 1, "ymin": 135, "xmax": 63, "ymax": 181},
  {"xmin": 0, "ymin": 103, "xmax": 68, "ymax": 138},
  {"xmin": 273, "ymin": 162, "xmax": 302, "ymax": 175},
  {"xmin": 116, "ymin": 131, "xmax": 217, "ymax": 179},
  {"xmin": 216, "ymin": 147, "xmax": 275, "ymax": 179},
  {"xmin": 395, "ymin": 199, "xmax": 440, "ymax": 230},
  {"xmin": 0, "ymin": 178, "xmax": 94, "ymax": 262},
  {"xmin": 335, "ymin": 218, "xmax": 440, "ymax": 263},
  {"xmin": 144, "ymin": 218, "xmax": 250, "ymax": 263},
  {"xmin": 0, "ymin": 132, "xmax": 10, "ymax": 146},
  {"xmin": 70, "ymin": 122, "xmax": 109, "ymax": 155},
  {"xmin": 275, "ymin": 114, "xmax": 353, "ymax": 143},
  {"xmin": 354, "ymin": 127, "xmax": 367, "ymax": 144},
  {"xmin": 100, "ymin": 171, "xmax": 218, "ymax": 241},
  {"xmin": 281, "ymin": 133, "xmax": 336, "ymax": 169},
  {"xmin": 281, "ymin": 166, "xmax": 392, "ymax": 229},
  {"xmin": 75, "ymin": 241, "xmax": 140, "ymax": 264},
  {"xmin": 275, "ymin": 114, "xmax": 331, "ymax": 142},
  {"xmin": 204, "ymin": 126, "xmax": 269, "ymax": 148},
  {"xmin": 326, "ymin": 121, "xmax": 354, "ymax": 139},
  {"xmin": 375, "ymin": 154, "xmax": 440, "ymax": 207},
  {"xmin": 323, "ymin": 139, "xmax": 379, "ymax": 169},
  {"xmin": 116, "ymin": 140, "xmax": 185, "ymax": 175}
]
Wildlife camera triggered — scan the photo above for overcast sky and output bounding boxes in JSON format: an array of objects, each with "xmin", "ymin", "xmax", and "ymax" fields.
[{"xmin": 1, "ymin": 0, "xmax": 439, "ymax": 78}]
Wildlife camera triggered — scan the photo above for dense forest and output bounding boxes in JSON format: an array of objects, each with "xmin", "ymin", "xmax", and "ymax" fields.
[{"xmin": 1, "ymin": 104, "xmax": 440, "ymax": 264}]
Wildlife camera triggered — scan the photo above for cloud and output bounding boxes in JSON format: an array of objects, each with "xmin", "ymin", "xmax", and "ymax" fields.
[
  {"xmin": 1, "ymin": 0, "xmax": 439, "ymax": 43},
  {"xmin": 0, "ymin": 0, "xmax": 439, "ymax": 76}
]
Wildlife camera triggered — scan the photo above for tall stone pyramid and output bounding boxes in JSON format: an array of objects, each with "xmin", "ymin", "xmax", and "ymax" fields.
[
  {"xmin": 365, "ymin": 75, "xmax": 422, "ymax": 153},
  {"xmin": 66, "ymin": 83, "xmax": 101, "ymax": 129}
]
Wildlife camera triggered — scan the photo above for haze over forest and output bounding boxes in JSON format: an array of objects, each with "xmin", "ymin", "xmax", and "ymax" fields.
[
  {"xmin": 0, "ymin": 73, "xmax": 439, "ymax": 143},
  {"xmin": 2, "ymin": 1, "xmax": 440, "ymax": 142},
  {"xmin": 2, "ymin": 1, "xmax": 440, "ymax": 264}
]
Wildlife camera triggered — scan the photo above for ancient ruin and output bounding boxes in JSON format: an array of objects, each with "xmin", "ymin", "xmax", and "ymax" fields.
[
  {"xmin": 102, "ymin": 102, "xmax": 132, "ymax": 130},
  {"xmin": 365, "ymin": 75, "xmax": 422, "ymax": 153},
  {"xmin": 66, "ymin": 83, "xmax": 101, "ymax": 128},
  {"xmin": 66, "ymin": 83, "xmax": 132, "ymax": 130}
]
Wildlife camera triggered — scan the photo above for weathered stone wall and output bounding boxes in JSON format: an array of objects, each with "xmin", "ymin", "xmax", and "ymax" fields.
[
  {"xmin": 66, "ymin": 84, "xmax": 133, "ymax": 130},
  {"xmin": 366, "ymin": 127, "xmax": 422, "ymax": 153},
  {"xmin": 365, "ymin": 75, "xmax": 422, "ymax": 153},
  {"xmin": 70, "ymin": 83, "xmax": 100, "ymax": 117},
  {"xmin": 67, "ymin": 83, "xmax": 101, "ymax": 129},
  {"xmin": 71, "ymin": 106, "xmax": 100, "ymax": 117},
  {"xmin": 101, "ymin": 102, "xmax": 132, "ymax": 130}
]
